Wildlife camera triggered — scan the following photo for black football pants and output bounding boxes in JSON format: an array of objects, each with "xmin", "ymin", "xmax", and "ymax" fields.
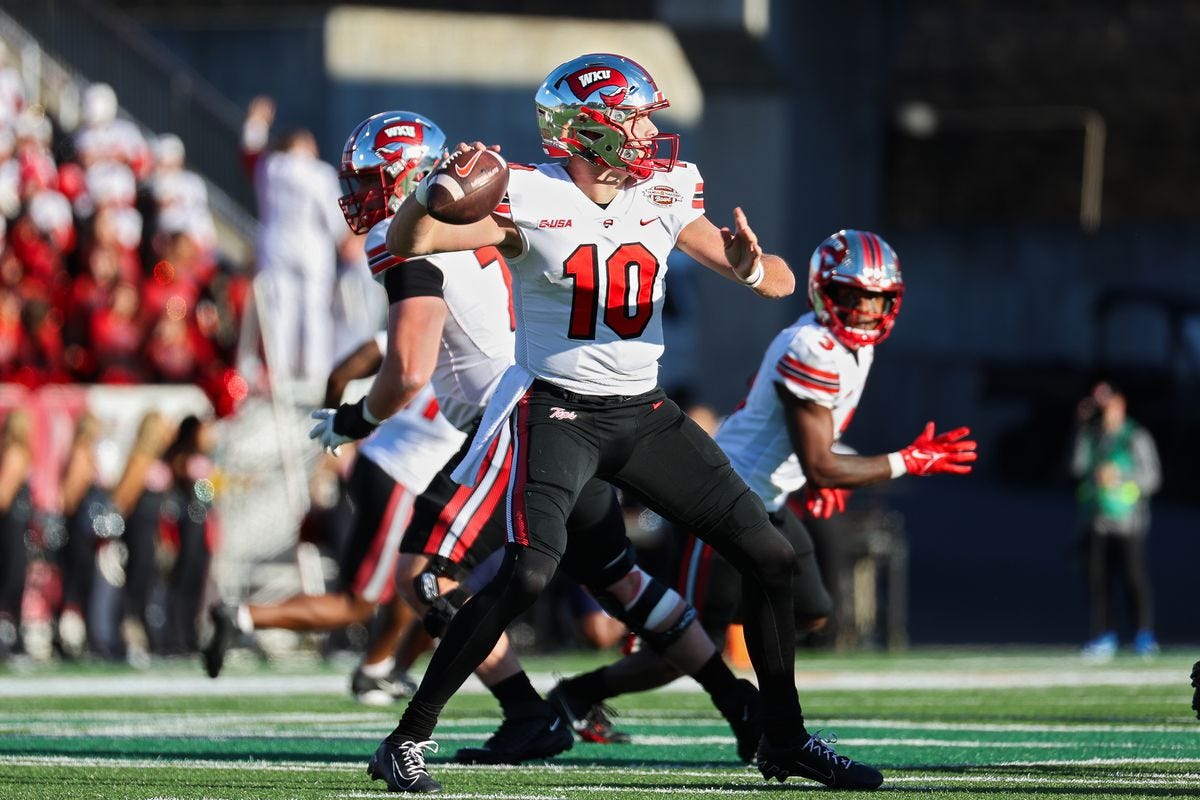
[{"xmin": 400, "ymin": 382, "xmax": 802, "ymax": 739}]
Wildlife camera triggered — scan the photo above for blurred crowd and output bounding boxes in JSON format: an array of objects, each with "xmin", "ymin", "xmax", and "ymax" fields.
[
  {"xmin": 0, "ymin": 406, "xmax": 219, "ymax": 664},
  {"xmin": 0, "ymin": 51, "xmax": 250, "ymax": 413}
]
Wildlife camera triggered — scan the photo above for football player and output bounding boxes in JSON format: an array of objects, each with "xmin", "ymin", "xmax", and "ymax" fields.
[
  {"xmin": 372, "ymin": 54, "xmax": 884, "ymax": 792},
  {"xmin": 241, "ymin": 95, "xmax": 349, "ymax": 389},
  {"xmin": 550, "ymin": 231, "xmax": 977, "ymax": 751},
  {"xmin": 308, "ymin": 111, "xmax": 759, "ymax": 774},
  {"xmin": 201, "ymin": 337, "xmax": 463, "ymax": 705}
]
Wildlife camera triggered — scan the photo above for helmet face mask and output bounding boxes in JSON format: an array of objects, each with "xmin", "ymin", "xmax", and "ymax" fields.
[
  {"xmin": 536, "ymin": 53, "xmax": 679, "ymax": 179},
  {"xmin": 808, "ymin": 230, "xmax": 904, "ymax": 349},
  {"xmin": 338, "ymin": 111, "xmax": 448, "ymax": 234}
]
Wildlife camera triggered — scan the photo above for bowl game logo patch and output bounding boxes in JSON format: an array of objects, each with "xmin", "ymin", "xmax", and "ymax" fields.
[{"xmin": 643, "ymin": 184, "xmax": 681, "ymax": 207}]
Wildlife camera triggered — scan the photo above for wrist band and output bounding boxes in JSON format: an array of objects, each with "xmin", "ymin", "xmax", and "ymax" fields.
[
  {"xmin": 887, "ymin": 451, "xmax": 907, "ymax": 479},
  {"xmin": 740, "ymin": 259, "xmax": 765, "ymax": 289}
]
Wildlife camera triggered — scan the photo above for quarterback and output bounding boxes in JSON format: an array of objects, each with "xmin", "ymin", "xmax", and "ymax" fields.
[{"xmin": 374, "ymin": 53, "xmax": 884, "ymax": 792}]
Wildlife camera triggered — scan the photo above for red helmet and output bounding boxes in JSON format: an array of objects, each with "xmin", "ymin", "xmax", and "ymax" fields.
[
  {"xmin": 808, "ymin": 230, "xmax": 904, "ymax": 349},
  {"xmin": 337, "ymin": 111, "xmax": 447, "ymax": 234}
]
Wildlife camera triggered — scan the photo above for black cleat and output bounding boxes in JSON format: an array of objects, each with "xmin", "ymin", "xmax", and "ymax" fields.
[
  {"xmin": 368, "ymin": 738, "xmax": 441, "ymax": 793},
  {"xmin": 717, "ymin": 678, "xmax": 762, "ymax": 763},
  {"xmin": 453, "ymin": 701, "xmax": 573, "ymax": 764},
  {"xmin": 548, "ymin": 681, "xmax": 631, "ymax": 744},
  {"xmin": 352, "ymin": 667, "xmax": 418, "ymax": 706},
  {"xmin": 201, "ymin": 604, "xmax": 236, "ymax": 679},
  {"xmin": 756, "ymin": 731, "xmax": 883, "ymax": 790}
]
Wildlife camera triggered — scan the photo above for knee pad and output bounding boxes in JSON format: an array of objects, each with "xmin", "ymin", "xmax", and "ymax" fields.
[
  {"xmin": 642, "ymin": 604, "xmax": 697, "ymax": 652},
  {"xmin": 413, "ymin": 572, "xmax": 469, "ymax": 638},
  {"xmin": 593, "ymin": 566, "xmax": 698, "ymax": 653},
  {"xmin": 572, "ymin": 542, "xmax": 638, "ymax": 592}
]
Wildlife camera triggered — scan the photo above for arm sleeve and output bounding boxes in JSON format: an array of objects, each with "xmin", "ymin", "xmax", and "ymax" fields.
[
  {"xmin": 773, "ymin": 330, "xmax": 841, "ymax": 408},
  {"xmin": 383, "ymin": 259, "xmax": 445, "ymax": 305}
]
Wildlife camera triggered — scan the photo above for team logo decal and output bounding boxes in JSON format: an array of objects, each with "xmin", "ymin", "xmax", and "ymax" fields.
[
  {"xmin": 643, "ymin": 185, "xmax": 681, "ymax": 207},
  {"xmin": 561, "ymin": 67, "xmax": 630, "ymax": 107},
  {"xmin": 373, "ymin": 121, "xmax": 423, "ymax": 151}
]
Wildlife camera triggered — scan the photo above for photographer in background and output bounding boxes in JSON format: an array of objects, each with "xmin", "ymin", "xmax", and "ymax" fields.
[{"xmin": 1072, "ymin": 381, "xmax": 1161, "ymax": 659}]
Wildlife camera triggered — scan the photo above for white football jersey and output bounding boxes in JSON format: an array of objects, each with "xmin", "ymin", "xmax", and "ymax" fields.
[
  {"xmin": 254, "ymin": 151, "xmax": 346, "ymax": 261},
  {"xmin": 367, "ymin": 219, "xmax": 515, "ymax": 431},
  {"xmin": 715, "ymin": 311, "xmax": 874, "ymax": 512},
  {"xmin": 498, "ymin": 161, "xmax": 706, "ymax": 395},
  {"xmin": 359, "ymin": 380, "xmax": 466, "ymax": 492}
]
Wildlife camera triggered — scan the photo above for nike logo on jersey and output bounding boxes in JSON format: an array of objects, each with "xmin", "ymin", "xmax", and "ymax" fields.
[
  {"xmin": 453, "ymin": 149, "xmax": 484, "ymax": 178},
  {"xmin": 651, "ymin": 401, "xmax": 664, "ymax": 411},
  {"xmin": 819, "ymin": 337, "xmax": 835, "ymax": 351},
  {"xmin": 549, "ymin": 407, "xmax": 577, "ymax": 420},
  {"xmin": 640, "ymin": 217, "xmax": 660, "ymax": 226},
  {"xmin": 549, "ymin": 718, "xmax": 561, "ymax": 731}
]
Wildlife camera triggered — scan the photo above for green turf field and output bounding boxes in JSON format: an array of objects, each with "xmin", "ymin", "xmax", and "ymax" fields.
[{"xmin": 2, "ymin": 647, "xmax": 1197, "ymax": 799}]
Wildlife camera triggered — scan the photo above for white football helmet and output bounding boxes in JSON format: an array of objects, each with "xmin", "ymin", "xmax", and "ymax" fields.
[
  {"xmin": 338, "ymin": 111, "xmax": 447, "ymax": 234},
  {"xmin": 535, "ymin": 53, "xmax": 678, "ymax": 179},
  {"xmin": 808, "ymin": 230, "xmax": 904, "ymax": 349}
]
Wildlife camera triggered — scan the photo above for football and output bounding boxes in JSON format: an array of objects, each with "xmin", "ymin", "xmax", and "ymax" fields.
[{"xmin": 421, "ymin": 148, "xmax": 509, "ymax": 225}]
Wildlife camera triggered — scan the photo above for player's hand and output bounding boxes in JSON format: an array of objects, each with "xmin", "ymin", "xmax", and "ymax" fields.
[
  {"xmin": 719, "ymin": 207, "xmax": 764, "ymax": 282},
  {"xmin": 803, "ymin": 485, "xmax": 850, "ymax": 519},
  {"xmin": 452, "ymin": 141, "xmax": 502, "ymax": 155},
  {"xmin": 898, "ymin": 421, "xmax": 977, "ymax": 476},
  {"xmin": 246, "ymin": 95, "xmax": 275, "ymax": 125},
  {"xmin": 307, "ymin": 399, "xmax": 378, "ymax": 455}
]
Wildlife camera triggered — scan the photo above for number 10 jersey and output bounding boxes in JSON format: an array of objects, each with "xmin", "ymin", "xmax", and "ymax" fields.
[{"xmin": 498, "ymin": 161, "xmax": 705, "ymax": 396}]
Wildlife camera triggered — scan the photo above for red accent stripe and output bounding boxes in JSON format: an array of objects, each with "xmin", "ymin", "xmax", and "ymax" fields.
[
  {"xmin": 780, "ymin": 354, "xmax": 837, "ymax": 381},
  {"xmin": 695, "ymin": 183, "xmax": 704, "ymax": 192},
  {"xmin": 425, "ymin": 465, "xmax": 481, "ymax": 556},
  {"xmin": 367, "ymin": 242, "xmax": 388, "ymax": 257},
  {"xmin": 777, "ymin": 361, "xmax": 838, "ymax": 390},
  {"xmin": 449, "ymin": 437, "xmax": 514, "ymax": 562},
  {"xmin": 494, "ymin": 203, "xmax": 511, "ymax": 214},
  {"xmin": 857, "ymin": 231, "xmax": 872, "ymax": 270},
  {"xmin": 777, "ymin": 366, "xmax": 838, "ymax": 394},
  {"xmin": 421, "ymin": 397, "xmax": 440, "ymax": 420},
  {"xmin": 691, "ymin": 200, "xmax": 704, "ymax": 209},
  {"xmin": 354, "ymin": 481, "xmax": 406, "ymax": 596},
  {"xmin": 509, "ymin": 396, "xmax": 532, "ymax": 547},
  {"xmin": 370, "ymin": 255, "xmax": 405, "ymax": 276}
]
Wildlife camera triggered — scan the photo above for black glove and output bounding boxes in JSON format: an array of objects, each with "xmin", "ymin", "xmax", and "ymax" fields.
[{"xmin": 332, "ymin": 397, "xmax": 380, "ymax": 439}]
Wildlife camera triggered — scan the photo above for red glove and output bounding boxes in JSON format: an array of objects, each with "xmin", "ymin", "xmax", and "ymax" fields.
[
  {"xmin": 895, "ymin": 421, "xmax": 977, "ymax": 476},
  {"xmin": 803, "ymin": 485, "xmax": 850, "ymax": 519}
]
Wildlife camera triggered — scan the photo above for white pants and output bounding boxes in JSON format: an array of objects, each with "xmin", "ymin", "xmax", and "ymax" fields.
[{"xmin": 256, "ymin": 261, "xmax": 335, "ymax": 387}]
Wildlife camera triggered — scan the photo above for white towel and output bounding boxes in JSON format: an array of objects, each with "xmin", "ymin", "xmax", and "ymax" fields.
[{"xmin": 451, "ymin": 364, "xmax": 535, "ymax": 486}]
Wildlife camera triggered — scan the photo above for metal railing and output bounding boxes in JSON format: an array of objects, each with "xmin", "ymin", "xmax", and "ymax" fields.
[{"xmin": 4, "ymin": 0, "xmax": 255, "ymax": 215}]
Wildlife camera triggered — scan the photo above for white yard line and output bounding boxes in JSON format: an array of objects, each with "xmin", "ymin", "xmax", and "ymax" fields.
[{"xmin": 0, "ymin": 665, "xmax": 1188, "ymax": 697}]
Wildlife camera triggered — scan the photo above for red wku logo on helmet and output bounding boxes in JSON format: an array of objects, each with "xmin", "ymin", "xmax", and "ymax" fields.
[
  {"xmin": 373, "ymin": 122, "xmax": 423, "ymax": 151},
  {"xmin": 564, "ymin": 67, "xmax": 629, "ymax": 107}
]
